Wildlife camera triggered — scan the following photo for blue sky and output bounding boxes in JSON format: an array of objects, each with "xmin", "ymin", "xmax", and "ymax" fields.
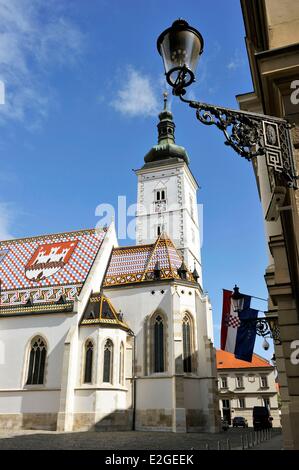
[{"xmin": 0, "ymin": 0, "xmax": 273, "ymax": 360}]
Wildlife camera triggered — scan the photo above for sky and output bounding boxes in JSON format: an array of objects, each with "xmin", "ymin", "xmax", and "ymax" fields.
[{"xmin": 0, "ymin": 0, "xmax": 273, "ymax": 360}]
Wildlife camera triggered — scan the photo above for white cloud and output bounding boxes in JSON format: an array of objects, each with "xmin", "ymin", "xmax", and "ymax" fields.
[
  {"xmin": 227, "ymin": 49, "xmax": 246, "ymax": 71},
  {"xmin": 0, "ymin": 203, "xmax": 14, "ymax": 240},
  {"xmin": 0, "ymin": 0, "xmax": 84, "ymax": 127},
  {"xmin": 111, "ymin": 67, "xmax": 159, "ymax": 117}
]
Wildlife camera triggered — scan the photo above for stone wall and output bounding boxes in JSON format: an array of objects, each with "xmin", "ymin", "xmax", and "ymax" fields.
[{"xmin": 0, "ymin": 413, "xmax": 57, "ymax": 431}]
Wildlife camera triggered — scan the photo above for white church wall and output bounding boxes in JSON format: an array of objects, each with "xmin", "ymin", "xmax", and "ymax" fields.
[
  {"xmin": 0, "ymin": 391, "xmax": 60, "ymax": 413},
  {"xmin": 0, "ymin": 313, "xmax": 77, "ymax": 391},
  {"xmin": 136, "ymin": 378, "xmax": 173, "ymax": 409}
]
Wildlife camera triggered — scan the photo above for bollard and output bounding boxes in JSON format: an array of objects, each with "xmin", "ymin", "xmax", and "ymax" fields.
[
  {"xmin": 217, "ymin": 440, "xmax": 221, "ymax": 450},
  {"xmin": 270, "ymin": 429, "xmax": 272, "ymax": 440},
  {"xmin": 250, "ymin": 432, "xmax": 254, "ymax": 448},
  {"xmin": 241, "ymin": 435, "xmax": 244, "ymax": 450},
  {"xmin": 227, "ymin": 439, "xmax": 231, "ymax": 450},
  {"xmin": 205, "ymin": 443, "xmax": 209, "ymax": 450}
]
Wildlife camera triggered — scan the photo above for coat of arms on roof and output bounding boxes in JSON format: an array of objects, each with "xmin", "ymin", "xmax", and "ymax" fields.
[{"xmin": 25, "ymin": 240, "xmax": 78, "ymax": 282}]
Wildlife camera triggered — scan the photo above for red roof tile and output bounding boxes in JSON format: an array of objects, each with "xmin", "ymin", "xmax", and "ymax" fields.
[
  {"xmin": 216, "ymin": 349, "xmax": 272, "ymax": 369},
  {"xmin": 0, "ymin": 228, "xmax": 107, "ymax": 307},
  {"xmin": 104, "ymin": 233, "xmax": 194, "ymax": 287}
]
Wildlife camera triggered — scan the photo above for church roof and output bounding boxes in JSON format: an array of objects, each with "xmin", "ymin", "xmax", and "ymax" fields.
[
  {"xmin": 81, "ymin": 293, "xmax": 130, "ymax": 331},
  {"xmin": 0, "ymin": 227, "xmax": 107, "ymax": 308},
  {"xmin": 104, "ymin": 233, "xmax": 195, "ymax": 287},
  {"xmin": 216, "ymin": 349, "xmax": 272, "ymax": 369}
]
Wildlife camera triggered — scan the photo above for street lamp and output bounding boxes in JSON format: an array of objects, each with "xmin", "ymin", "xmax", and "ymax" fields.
[
  {"xmin": 229, "ymin": 285, "xmax": 282, "ymax": 346},
  {"xmin": 157, "ymin": 19, "xmax": 297, "ymax": 187},
  {"xmin": 157, "ymin": 19, "xmax": 204, "ymax": 95},
  {"xmin": 231, "ymin": 285, "xmax": 244, "ymax": 313}
]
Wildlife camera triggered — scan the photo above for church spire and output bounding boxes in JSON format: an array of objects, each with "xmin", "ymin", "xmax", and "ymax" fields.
[
  {"xmin": 157, "ymin": 92, "xmax": 175, "ymax": 145},
  {"xmin": 143, "ymin": 91, "xmax": 189, "ymax": 165}
]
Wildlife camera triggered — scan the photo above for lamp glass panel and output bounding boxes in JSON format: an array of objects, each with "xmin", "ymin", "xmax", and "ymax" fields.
[{"xmin": 160, "ymin": 29, "xmax": 202, "ymax": 76}]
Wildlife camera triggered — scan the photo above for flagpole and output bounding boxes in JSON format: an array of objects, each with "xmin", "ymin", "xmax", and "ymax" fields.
[{"xmin": 223, "ymin": 288, "xmax": 268, "ymax": 303}]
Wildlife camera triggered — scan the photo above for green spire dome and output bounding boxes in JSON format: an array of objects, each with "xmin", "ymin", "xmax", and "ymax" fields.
[{"xmin": 144, "ymin": 92, "xmax": 189, "ymax": 165}]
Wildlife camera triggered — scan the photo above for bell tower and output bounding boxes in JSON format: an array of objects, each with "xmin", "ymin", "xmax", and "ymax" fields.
[{"xmin": 135, "ymin": 93, "xmax": 202, "ymax": 285}]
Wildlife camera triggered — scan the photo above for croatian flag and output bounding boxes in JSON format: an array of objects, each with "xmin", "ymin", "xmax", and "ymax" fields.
[{"xmin": 221, "ymin": 289, "xmax": 259, "ymax": 362}]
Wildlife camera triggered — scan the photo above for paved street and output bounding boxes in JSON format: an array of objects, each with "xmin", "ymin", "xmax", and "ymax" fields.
[{"xmin": 0, "ymin": 428, "xmax": 282, "ymax": 450}]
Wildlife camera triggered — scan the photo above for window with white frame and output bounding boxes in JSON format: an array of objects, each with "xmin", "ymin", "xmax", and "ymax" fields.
[
  {"xmin": 260, "ymin": 375, "xmax": 268, "ymax": 388},
  {"xmin": 236, "ymin": 375, "xmax": 244, "ymax": 388},
  {"xmin": 222, "ymin": 399, "xmax": 230, "ymax": 409},
  {"xmin": 239, "ymin": 398, "xmax": 245, "ymax": 409},
  {"xmin": 221, "ymin": 376, "xmax": 228, "ymax": 388}
]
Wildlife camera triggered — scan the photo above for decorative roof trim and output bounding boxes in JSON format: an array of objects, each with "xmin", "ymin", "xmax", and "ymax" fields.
[
  {"xmin": 0, "ymin": 227, "xmax": 105, "ymax": 247},
  {"xmin": 0, "ymin": 301, "xmax": 74, "ymax": 317}
]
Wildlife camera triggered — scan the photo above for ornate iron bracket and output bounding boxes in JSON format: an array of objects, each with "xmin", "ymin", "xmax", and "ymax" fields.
[
  {"xmin": 240, "ymin": 317, "xmax": 281, "ymax": 345},
  {"xmin": 179, "ymin": 95, "xmax": 298, "ymax": 189}
]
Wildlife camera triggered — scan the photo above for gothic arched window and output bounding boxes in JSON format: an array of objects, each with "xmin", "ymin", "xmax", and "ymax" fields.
[
  {"xmin": 182, "ymin": 314, "xmax": 192, "ymax": 373},
  {"xmin": 26, "ymin": 336, "xmax": 47, "ymax": 385},
  {"xmin": 154, "ymin": 315, "xmax": 164, "ymax": 373},
  {"xmin": 84, "ymin": 340, "xmax": 94, "ymax": 383},
  {"xmin": 103, "ymin": 339, "xmax": 113, "ymax": 383},
  {"xmin": 119, "ymin": 342, "xmax": 125, "ymax": 385}
]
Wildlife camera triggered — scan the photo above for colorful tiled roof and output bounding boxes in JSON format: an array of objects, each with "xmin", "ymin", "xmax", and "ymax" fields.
[
  {"xmin": 216, "ymin": 349, "xmax": 272, "ymax": 369},
  {"xmin": 0, "ymin": 228, "xmax": 107, "ymax": 307},
  {"xmin": 81, "ymin": 293, "xmax": 129, "ymax": 330},
  {"xmin": 104, "ymin": 233, "xmax": 194, "ymax": 287}
]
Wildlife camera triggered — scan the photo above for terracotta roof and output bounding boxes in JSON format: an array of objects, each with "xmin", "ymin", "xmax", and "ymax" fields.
[
  {"xmin": 104, "ymin": 233, "xmax": 194, "ymax": 287},
  {"xmin": 216, "ymin": 349, "xmax": 272, "ymax": 369},
  {"xmin": 0, "ymin": 228, "xmax": 107, "ymax": 307}
]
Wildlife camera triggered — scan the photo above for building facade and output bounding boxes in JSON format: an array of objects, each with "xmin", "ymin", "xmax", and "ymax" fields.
[
  {"xmin": 0, "ymin": 98, "xmax": 220, "ymax": 433},
  {"xmin": 217, "ymin": 350, "xmax": 280, "ymax": 427},
  {"xmin": 237, "ymin": 0, "xmax": 299, "ymax": 449}
]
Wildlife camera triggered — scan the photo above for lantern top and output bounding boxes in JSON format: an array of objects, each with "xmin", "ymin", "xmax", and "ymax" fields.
[{"xmin": 157, "ymin": 19, "xmax": 204, "ymax": 55}]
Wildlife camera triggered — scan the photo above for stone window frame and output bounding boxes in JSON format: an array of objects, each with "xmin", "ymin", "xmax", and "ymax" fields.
[
  {"xmin": 82, "ymin": 337, "xmax": 95, "ymax": 385},
  {"xmin": 220, "ymin": 376, "xmax": 228, "ymax": 389},
  {"xmin": 236, "ymin": 375, "xmax": 244, "ymax": 389},
  {"xmin": 238, "ymin": 397, "xmax": 246, "ymax": 409},
  {"xmin": 102, "ymin": 337, "xmax": 114, "ymax": 385},
  {"xmin": 263, "ymin": 397, "xmax": 271, "ymax": 408},
  {"xmin": 22, "ymin": 333, "xmax": 48, "ymax": 389},
  {"xmin": 146, "ymin": 310, "xmax": 169, "ymax": 376},
  {"xmin": 260, "ymin": 374, "xmax": 269, "ymax": 389},
  {"xmin": 182, "ymin": 311, "xmax": 197, "ymax": 374}
]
